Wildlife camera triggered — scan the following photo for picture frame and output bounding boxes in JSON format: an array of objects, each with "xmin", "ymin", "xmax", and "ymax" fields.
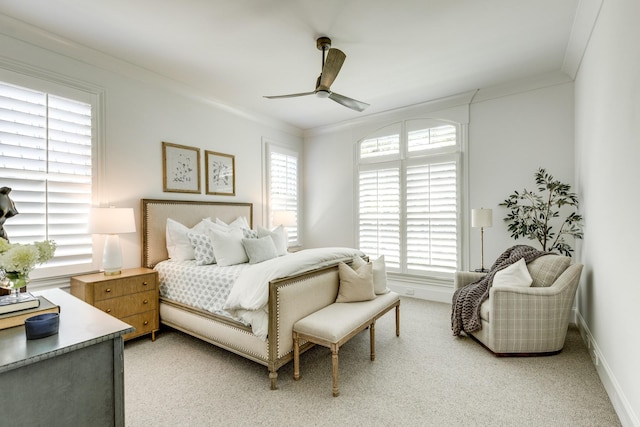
[
  {"xmin": 162, "ymin": 142, "xmax": 201, "ymax": 193},
  {"xmin": 205, "ymin": 150, "xmax": 235, "ymax": 196}
]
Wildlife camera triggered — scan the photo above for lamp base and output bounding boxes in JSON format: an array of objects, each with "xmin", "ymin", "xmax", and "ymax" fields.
[{"xmin": 103, "ymin": 269, "xmax": 122, "ymax": 276}]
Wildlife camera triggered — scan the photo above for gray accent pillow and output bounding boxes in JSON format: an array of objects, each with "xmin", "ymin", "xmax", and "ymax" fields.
[{"xmin": 242, "ymin": 236, "xmax": 278, "ymax": 264}]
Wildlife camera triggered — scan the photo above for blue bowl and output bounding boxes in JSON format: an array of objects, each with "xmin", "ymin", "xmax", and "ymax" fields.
[{"xmin": 24, "ymin": 312, "xmax": 59, "ymax": 340}]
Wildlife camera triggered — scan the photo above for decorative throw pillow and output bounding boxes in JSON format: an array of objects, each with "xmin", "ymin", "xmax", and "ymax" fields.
[
  {"xmin": 187, "ymin": 232, "xmax": 216, "ymax": 265},
  {"xmin": 335, "ymin": 262, "xmax": 376, "ymax": 303},
  {"xmin": 209, "ymin": 228, "xmax": 249, "ymax": 266},
  {"xmin": 352, "ymin": 255, "xmax": 390, "ymax": 295},
  {"xmin": 242, "ymin": 236, "xmax": 278, "ymax": 264},
  {"xmin": 492, "ymin": 257, "xmax": 533, "ymax": 288},
  {"xmin": 526, "ymin": 255, "xmax": 571, "ymax": 287},
  {"xmin": 166, "ymin": 218, "xmax": 210, "ymax": 261},
  {"xmin": 243, "ymin": 228, "xmax": 259, "ymax": 239},
  {"xmin": 257, "ymin": 225, "xmax": 287, "ymax": 256}
]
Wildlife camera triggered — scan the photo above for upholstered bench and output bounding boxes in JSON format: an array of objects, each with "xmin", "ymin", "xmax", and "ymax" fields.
[{"xmin": 292, "ymin": 291, "xmax": 400, "ymax": 397}]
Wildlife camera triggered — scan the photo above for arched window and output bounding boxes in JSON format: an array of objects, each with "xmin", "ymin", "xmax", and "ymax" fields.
[{"xmin": 357, "ymin": 119, "xmax": 460, "ymax": 277}]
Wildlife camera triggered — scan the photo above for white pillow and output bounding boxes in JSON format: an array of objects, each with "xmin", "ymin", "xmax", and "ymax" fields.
[
  {"xmin": 257, "ymin": 225, "xmax": 287, "ymax": 256},
  {"xmin": 166, "ymin": 218, "xmax": 210, "ymax": 261},
  {"xmin": 352, "ymin": 255, "xmax": 389, "ymax": 295},
  {"xmin": 209, "ymin": 227, "xmax": 249, "ymax": 266},
  {"xmin": 492, "ymin": 258, "xmax": 533, "ymax": 288},
  {"xmin": 242, "ymin": 236, "xmax": 278, "ymax": 264},
  {"xmin": 216, "ymin": 216, "xmax": 250, "ymax": 230}
]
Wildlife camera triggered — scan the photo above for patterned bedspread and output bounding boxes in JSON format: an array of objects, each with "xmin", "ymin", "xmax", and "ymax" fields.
[{"xmin": 154, "ymin": 260, "xmax": 251, "ymax": 325}]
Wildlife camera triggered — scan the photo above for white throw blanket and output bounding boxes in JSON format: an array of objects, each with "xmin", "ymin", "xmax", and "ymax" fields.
[{"xmin": 224, "ymin": 247, "xmax": 364, "ymax": 339}]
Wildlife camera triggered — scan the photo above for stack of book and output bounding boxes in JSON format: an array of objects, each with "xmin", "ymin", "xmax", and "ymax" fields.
[{"xmin": 0, "ymin": 292, "xmax": 60, "ymax": 330}]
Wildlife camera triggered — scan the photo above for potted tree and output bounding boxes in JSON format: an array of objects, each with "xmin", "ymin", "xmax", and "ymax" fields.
[{"xmin": 499, "ymin": 168, "xmax": 583, "ymax": 256}]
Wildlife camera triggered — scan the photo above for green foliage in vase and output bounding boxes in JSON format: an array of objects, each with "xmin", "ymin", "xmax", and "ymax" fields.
[{"xmin": 499, "ymin": 168, "xmax": 583, "ymax": 256}]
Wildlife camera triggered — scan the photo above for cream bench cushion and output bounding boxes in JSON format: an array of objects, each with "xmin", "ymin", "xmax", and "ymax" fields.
[{"xmin": 293, "ymin": 291, "xmax": 400, "ymax": 396}]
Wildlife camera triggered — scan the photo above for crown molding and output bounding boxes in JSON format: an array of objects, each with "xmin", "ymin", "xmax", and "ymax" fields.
[
  {"xmin": 562, "ymin": 0, "xmax": 604, "ymax": 79},
  {"xmin": 0, "ymin": 13, "xmax": 302, "ymax": 137}
]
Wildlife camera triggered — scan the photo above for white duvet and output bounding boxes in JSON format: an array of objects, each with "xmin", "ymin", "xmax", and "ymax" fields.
[{"xmin": 224, "ymin": 247, "xmax": 364, "ymax": 339}]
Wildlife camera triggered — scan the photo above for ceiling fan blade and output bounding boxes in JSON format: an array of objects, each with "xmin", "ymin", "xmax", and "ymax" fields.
[
  {"xmin": 328, "ymin": 92, "xmax": 370, "ymax": 112},
  {"xmin": 319, "ymin": 48, "xmax": 346, "ymax": 89},
  {"xmin": 263, "ymin": 92, "xmax": 315, "ymax": 99}
]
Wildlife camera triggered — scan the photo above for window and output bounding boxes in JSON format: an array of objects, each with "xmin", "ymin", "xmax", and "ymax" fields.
[
  {"xmin": 0, "ymin": 77, "xmax": 97, "ymax": 279},
  {"xmin": 265, "ymin": 142, "xmax": 300, "ymax": 247},
  {"xmin": 357, "ymin": 120, "xmax": 459, "ymax": 277}
]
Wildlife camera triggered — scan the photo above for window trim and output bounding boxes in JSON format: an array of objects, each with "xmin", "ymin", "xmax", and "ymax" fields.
[
  {"xmin": 262, "ymin": 138, "xmax": 302, "ymax": 248},
  {"xmin": 355, "ymin": 118, "xmax": 466, "ymax": 281},
  {"xmin": 0, "ymin": 63, "xmax": 105, "ymax": 281}
]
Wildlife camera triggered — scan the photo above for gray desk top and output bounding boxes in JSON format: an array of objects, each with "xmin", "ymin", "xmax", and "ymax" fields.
[{"xmin": 0, "ymin": 288, "xmax": 133, "ymax": 374}]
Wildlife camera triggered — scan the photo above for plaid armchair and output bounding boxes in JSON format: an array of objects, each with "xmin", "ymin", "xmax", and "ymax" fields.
[{"xmin": 454, "ymin": 255, "xmax": 583, "ymax": 355}]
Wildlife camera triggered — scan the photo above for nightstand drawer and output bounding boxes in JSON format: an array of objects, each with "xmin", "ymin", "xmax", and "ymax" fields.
[
  {"xmin": 120, "ymin": 273, "xmax": 156, "ymax": 294},
  {"xmin": 122, "ymin": 310, "xmax": 158, "ymax": 340},
  {"xmin": 94, "ymin": 280, "xmax": 125, "ymax": 300},
  {"xmin": 94, "ymin": 290, "xmax": 157, "ymax": 318}
]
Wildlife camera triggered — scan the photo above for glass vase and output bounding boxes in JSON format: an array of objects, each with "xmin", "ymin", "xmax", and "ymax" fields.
[{"xmin": 0, "ymin": 272, "xmax": 31, "ymax": 302}]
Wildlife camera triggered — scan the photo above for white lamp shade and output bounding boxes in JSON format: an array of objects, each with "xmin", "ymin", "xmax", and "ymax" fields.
[
  {"xmin": 89, "ymin": 207, "xmax": 136, "ymax": 234},
  {"xmin": 471, "ymin": 208, "xmax": 493, "ymax": 228},
  {"xmin": 272, "ymin": 210, "xmax": 296, "ymax": 227}
]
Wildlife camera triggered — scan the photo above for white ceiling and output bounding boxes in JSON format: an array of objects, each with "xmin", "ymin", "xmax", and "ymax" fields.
[{"xmin": 0, "ymin": 0, "xmax": 581, "ymax": 130}]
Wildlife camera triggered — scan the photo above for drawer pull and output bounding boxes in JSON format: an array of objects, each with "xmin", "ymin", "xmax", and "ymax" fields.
[
  {"xmin": 142, "ymin": 281, "xmax": 148, "ymax": 286},
  {"xmin": 106, "ymin": 308, "xmax": 112, "ymax": 313},
  {"xmin": 143, "ymin": 321, "xmax": 149, "ymax": 326},
  {"xmin": 105, "ymin": 288, "xmax": 112, "ymax": 293},
  {"xmin": 143, "ymin": 299, "xmax": 149, "ymax": 304}
]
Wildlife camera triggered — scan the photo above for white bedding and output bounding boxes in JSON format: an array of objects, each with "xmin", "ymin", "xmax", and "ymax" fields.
[
  {"xmin": 224, "ymin": 247, "xmax": 364, "ymax": 339},
  {"xmin": 154, "ymin": 260, "xmax": 251, "ymax": 325}
]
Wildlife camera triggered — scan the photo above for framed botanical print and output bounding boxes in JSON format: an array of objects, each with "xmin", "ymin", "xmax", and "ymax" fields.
[
  {"xmin": 205, "ymin": 150, "xmax": 235, "ymax": 196},
  {"xmin": 162, "ymin": 141, "xmax": 201, "ymax": 193}
]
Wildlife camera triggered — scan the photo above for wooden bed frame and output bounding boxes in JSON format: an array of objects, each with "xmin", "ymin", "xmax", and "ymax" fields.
[{"xmin": 141, "ymin": 198, "xmax": 348, "ymax": 389}]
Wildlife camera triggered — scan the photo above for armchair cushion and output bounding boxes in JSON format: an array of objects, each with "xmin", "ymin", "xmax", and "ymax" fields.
[
  {"xmin": 526, "ymin": 255, "xmax": 571, "ymax": 287},
  {"xmin": 492, "ymin": 258, "xmax": 532, "ymax": 288}
]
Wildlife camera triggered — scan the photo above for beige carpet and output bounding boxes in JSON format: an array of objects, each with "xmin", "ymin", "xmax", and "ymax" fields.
[{"xmin": 124, "ymin": 297, "xmax": 620, "ymax": 426}]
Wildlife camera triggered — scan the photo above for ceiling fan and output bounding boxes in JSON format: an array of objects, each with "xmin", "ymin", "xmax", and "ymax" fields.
[{"xmin": 264, "ymin": 37, "xmax": 370, "ymax": 112}]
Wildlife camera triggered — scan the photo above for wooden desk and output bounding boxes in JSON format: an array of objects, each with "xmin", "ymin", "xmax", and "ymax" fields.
[{"xmin": 0, "ymin": 288, "xmax": 133, "ymax": 427}]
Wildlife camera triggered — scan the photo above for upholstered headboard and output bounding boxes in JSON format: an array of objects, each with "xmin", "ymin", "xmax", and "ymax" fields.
[{"xmin": 141, "ymin": 199, "xmax": 253, "ymax": 268}]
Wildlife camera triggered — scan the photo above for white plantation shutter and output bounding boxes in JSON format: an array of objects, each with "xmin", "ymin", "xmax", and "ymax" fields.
[
  {"xmin": 406, "ymin": 161, "xmax": 457, "ymax": 273},
  {"xmin": 0, "ymin": 80, "xmax": 94, "ymax": 274},
  {"xmin": 268, "ymin": 145, "xmax": 299, "ymax": 246},
  {"xmin": 358, "ymin": 167, "xmax": 400, "ymax": 269},
  {"xmin": 358, "ymin": 120, "xmax": 460, "ymax": 277}
]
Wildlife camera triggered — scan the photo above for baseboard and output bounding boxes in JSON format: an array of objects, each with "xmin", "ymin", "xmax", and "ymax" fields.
[
  {"xmin": 574, "ymin": 310, "xmax": 639, "ymax": 427},
  {"xmin": 387, "ymin": 280, "xmax": 452, "ymax": 303}
]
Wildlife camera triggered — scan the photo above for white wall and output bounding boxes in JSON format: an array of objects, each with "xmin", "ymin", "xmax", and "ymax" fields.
[
  {"xmin": 574, "ymin": 0, "xmax": 640, "ymax": 424},
  {"xmin": 0, "ymin": 22, "xmax": 303, "ymax": 274},
  {"xmin": 469, "ymin": 81, "xmax": 575, "ymax": 267},
  {"xmin": 304, "ymin": 77, "xmax": 575, "ymax": 275}
]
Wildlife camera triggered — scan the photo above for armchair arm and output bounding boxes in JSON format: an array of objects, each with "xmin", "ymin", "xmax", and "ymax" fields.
[{"xmin": 454, "ymin": 271, "xmax": 486, "ymax": 290}]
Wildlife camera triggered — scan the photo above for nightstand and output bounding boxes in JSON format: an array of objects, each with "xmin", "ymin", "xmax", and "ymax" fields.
[{"xmin": 70, "ymin": 267, "xmax": 159, "ymax": 341}]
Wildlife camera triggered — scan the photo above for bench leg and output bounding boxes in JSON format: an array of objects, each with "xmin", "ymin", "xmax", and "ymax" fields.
[
  {"xmin": 370, "ymin": 321, "xmax": 376, "ymax": 361},
  {"xmin": 395, "ymin": 303, "xmax": 400, "ymax": 337},
  {"xmin": 331, "ymin": 344, "xmax": 339, "ymax": 397},
  {"xmin": 293, "ymin": 332, "xmax": 300, "ymax": 381}
]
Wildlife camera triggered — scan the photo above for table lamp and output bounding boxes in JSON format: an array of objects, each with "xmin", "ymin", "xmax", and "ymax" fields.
[
  {"xmin": 471, "ymin": 208, "xmax": 492, "ymax": 272},
  {"xmin": 89, "ymin": 207, "xmax": 136, "ymax": 275}
]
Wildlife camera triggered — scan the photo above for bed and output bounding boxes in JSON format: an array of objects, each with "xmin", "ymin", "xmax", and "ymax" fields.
[{"xmin": 141, "ymin": 198, "xmax": 361, "ymax": 389}]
